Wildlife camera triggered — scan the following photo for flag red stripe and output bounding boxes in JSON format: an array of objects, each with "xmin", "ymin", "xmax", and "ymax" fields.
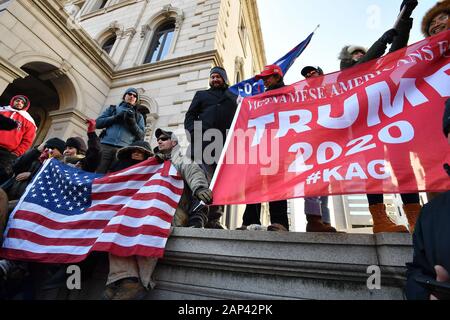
[
  {"xmin": 6, "ymin": 228, "xmax": 97, "ymax": 246},
  {"xmin": 101, "ymin": 224, "xmax": 170, "ymax": 238},
  {"xmin": 0, "ymin": 248, "xmax": 89, "ymax": 264},
  {"xmin": 92, "ymin": 242, "xmax": 165, "ymax": 258},
  {"xmin": 113, "ymin": 207, "xmax": 174, "ymax": 223},
  {"xmin": 14, "ymin": 210, "xmax": 109, "ymax": 230},
  {"xmin": 95, "ymin": 173, "xmax": 161, "ymax": 184},
  {"xmin": 91, "ymin": 190, "xmax": 180, "ymax": 208},
  {"xmin": 144, "ymin": 179, "xmax": 184, "ymax": 192}
]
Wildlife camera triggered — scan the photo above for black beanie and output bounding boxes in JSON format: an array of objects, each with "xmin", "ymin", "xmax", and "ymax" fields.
[
  {"xmin": 210, "ymin": 66, "xmax": 229, "ymax": 85},
  {"xmin": 44, "ymin": 137, "xmax": 66, "ymax": 154},
  {"xmin": 65, "ymin": 137, "xmax": 87, "ymax": 155},
  {"xmin": 122, "ymin": 87, "xmax": 139, "ymax": 103},
  {"xmin": 444, "ymin": 98, "xmax": 450, "ymax": 138}
]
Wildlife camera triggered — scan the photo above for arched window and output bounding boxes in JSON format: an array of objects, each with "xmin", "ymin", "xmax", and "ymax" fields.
[
  {"xmin": 143, "ymin": 21, "xmax": 175, "ymax": 64},
  {"xmin": 102, "ymin": 35, "xmax": 116, "ymax": 54}
]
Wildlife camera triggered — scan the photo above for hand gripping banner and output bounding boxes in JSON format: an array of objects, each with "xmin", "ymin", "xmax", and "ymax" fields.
[{"xmin": 212, "ymin": 31, "xmax": 450, "ymax": 205}]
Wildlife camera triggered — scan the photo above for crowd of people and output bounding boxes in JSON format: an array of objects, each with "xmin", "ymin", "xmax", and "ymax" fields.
[{"xmin": 0, "ymin": 0, "xmax": 448, "ymax": 300}]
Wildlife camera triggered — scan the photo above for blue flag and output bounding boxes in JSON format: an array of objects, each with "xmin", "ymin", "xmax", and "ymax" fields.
[{"xmin": 229, "ymin": 32, "xmax": 314, "ymax": 97}]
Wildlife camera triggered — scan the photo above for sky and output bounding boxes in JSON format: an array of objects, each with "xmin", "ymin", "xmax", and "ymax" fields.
[{"xmin": 257, "ymin": 0, "xmax": 436, "ymax": 84}]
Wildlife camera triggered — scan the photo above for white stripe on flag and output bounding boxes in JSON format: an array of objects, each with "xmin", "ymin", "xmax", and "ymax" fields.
[
  {"xmin": 107, "ymin": 163, "xmax": 163, "ymax": 177},
  {"xmin": 150, "ymin": 173, "xmax": 184, "ymax": 188},
  {"xmin": 92, "ymin": 180, "xmax": 148, "ymax": 193},
  {"xmin": 95, "ymin": 232, "xmax": 167, "ymax": 249},
  {"xmin": 126, "ymin": 198, "xmax": 179, "ymax": 213},
  {"xmin": 2, "ymin": 238, "xmax": 92, "ymax": 255},
  {"xmin": 7, "ymin": 219, "xmax": 105, "ymax": 239},
  {"xmin": 107, "ymin": 214, "xmax": 171, "ymax": 230},
  {"xmin": 13, "ymin": 202, "xmax": 115, "ymax": 222}
]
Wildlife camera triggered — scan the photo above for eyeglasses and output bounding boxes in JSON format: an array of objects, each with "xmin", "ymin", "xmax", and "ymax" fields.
[
  {"xmin": 126, "ymin": 93, "xmax": 137, "ymax": 98},
  {"xmin": 157, "ymin": 136, "xmax": 169, "ymax": 141},
  {"xmin": 306, "ymin": 70, "xmax": 319, "ymax": 78}
]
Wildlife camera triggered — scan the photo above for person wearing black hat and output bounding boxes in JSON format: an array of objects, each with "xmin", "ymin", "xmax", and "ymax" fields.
[
  {"xmin": 95, "ymin": 87, "xmax": 146, "ymax": 173},
  {"xmin": 301, "ymin": 66, "xmax": 324, "ymax": 78},
  {"xmin": 154, "ymin": 128, "xmax": 212, "ymax": 227},
  {"xmin": 299, "ymin": 66, "xmax": 337, "ymax": 233},
  {"xmin": 103, "ymin": 129, "xmax": 211, "ymax": 300},
  {"xmin": 406, "ymin": 98, "xmax": 450, "ymax": 300},
  {"xmin": 108, "ymin": 140, "xmax": 153, "ymax": 173},
  {"xmin": 184, "ymin": 66, "xmax": 238, "ymax": 228}
]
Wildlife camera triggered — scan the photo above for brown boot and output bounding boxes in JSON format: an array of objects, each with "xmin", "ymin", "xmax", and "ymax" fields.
[
  {"xmin": 111, "ymin": 278, "xmax": 147, "ymax": 300},
  {"xmin": 101, "ymin": 282, "xmax": 118, "ymax": 300},
  {"xmin": 267, "ymin": 223, "xmax": 288, "ymax": 232},
  {"xmin": 369, "ymin": 204, "xmax": 408, "ymax": 233},
  {"xmin": 403, "ymin": 203, "xmax": 422, "ymax": 234},
  {"xmin": 306, "ymin": 215, "xmax": 337, "ymax": 232}
]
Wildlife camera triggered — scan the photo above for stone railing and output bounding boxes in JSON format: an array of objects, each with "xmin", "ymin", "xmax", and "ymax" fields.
[{"xmin": 36, "ymin": 228, "xmax": 413, "ymax": 300}]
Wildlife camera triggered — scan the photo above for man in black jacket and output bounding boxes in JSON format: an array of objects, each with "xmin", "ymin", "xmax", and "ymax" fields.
[
  {"xmin": 238, "ymin": 64, "xmax": 289, "ymax": 232},
  {"xmin": 184, "ymin": 66, "xmax": 237, "ymax": 228},
  {"xmin": 405, "ymin": 98, "xmax": 450, "ymax": 300},
  {"xmin": 338, "ymin": 0, "xmax": 418, "ymax": 70},
  {"xmin": 338, "ymin": 0, "xmax": 422, "ymax": 234}
]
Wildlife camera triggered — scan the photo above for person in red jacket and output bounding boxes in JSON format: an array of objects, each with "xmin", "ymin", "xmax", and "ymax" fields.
[{"xmin": 0, "ymin": 95, "xmax": 36, "ymax": 184}]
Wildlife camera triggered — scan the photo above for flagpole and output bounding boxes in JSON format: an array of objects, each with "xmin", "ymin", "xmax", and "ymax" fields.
[
  {"xmin": 312, "ymin": 24, "xmax": 320, "ymax": 33},
  {"xmin": 209, "ymin": 97, "xmax": 244, "ymax": 193}
]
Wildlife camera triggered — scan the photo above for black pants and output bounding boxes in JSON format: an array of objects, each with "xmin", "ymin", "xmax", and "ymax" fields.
[
  {"xmin": 0, "ymin": 148, "xmax": 17, "ymax": 185},
  {"xmin": 242, "ymin": 200, "xmax": 289, "ymax": 230},
  {"xmin": 200, "ymin": 163, "xmax": 224, "ymax": 221},
  {"xmin": 96, "ymin": 144, "xmax": 120, "ymax": 174},
  {"xmin": 366, "ymin": 193, "xmax": 420, "ymax": 206}
]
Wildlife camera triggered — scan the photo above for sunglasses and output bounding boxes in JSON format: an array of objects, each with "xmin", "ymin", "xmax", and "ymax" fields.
[
  {"xmin": 157, "ymin": 136, "xmax": 169, "ymax": 141},
  {"xmin": 126, "ymin": 93, "xmax": 137, "ymax": 98}
]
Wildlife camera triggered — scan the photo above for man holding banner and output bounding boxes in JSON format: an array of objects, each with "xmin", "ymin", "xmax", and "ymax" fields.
[
  {"xmin": 238, "ymin": 64, "xmax": 290, "ymax": 232},
  {"xmin": 337, "ymin": 0, "xmax": 421, "ymax": 234},
  {"xmin": 211, "ymin": 30, "xmax": 450, "ymax": 234}
]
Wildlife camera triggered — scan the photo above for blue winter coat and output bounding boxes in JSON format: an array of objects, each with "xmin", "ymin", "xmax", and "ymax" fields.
[{"xmin": 95, "ymin": 102, "xmax": 145, "ymax": 147}]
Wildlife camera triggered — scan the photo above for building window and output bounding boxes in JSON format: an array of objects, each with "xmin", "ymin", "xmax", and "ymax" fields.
[
  {"xmin": 238, "ymin": 12, "xmax": 248, "ymax": 57},
  {"xmin": 92, "ymin": 0, "xmax": 108, "ymax": 11},
  {"xmin": 0, "ymin": 0, "xmax": 11, "ymax": 12},
  {"xmin": 102, "ymin": 35, "xmax": 116, "ymax": 54},
  {"xmin": 143, "ymin": 21, "xmax": 175, "ymax": 64}
]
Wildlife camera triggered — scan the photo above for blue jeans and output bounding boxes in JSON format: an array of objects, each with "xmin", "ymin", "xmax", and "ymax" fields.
[{"xmin": 304, "ymin": 196, "xmax": 330, "ymax": 224}]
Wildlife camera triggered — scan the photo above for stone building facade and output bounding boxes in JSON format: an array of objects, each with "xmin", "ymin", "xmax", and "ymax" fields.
[
  {"xmin": 0, "ymin": 0, "xmax": 268, "ymax": 229},
  {"xmin": 0, "ymin": 0, "xmax": 265, "ymax": 146}
]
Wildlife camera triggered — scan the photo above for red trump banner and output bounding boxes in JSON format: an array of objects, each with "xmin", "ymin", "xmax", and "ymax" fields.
[{"xmin": 211, "ymin": 31, "xmax": 450, "ymax": 205}]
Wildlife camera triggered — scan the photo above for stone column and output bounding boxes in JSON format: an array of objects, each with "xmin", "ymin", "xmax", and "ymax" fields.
[
  {"xmin": 0, "ymin": 57, "xmax": 28, "ymax": 95},
  {"xmin": 46, "ymin": 108, "xmax": 90, "ymax": 142}
]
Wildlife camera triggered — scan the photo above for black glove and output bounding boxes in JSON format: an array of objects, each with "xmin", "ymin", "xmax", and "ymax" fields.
[
  {"xmin": 400, "ymin": 0, "xmax": 418, "ymax": 18},
  {"xmin": 0, "ymin": 114, "xmax": 18, "ymax": 130},
  {"xmin": 125, "ymin": 110, "xmax": 136, "ymax": 126},
  {"xmin": 195, "ymin": 188, "xmax": 213, "ymax": 205},
  {"xmin": 380, "ymin": 28, "xmax": 398, "ymax": 44}
]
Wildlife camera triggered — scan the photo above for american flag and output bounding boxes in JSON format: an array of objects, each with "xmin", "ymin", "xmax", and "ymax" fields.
[{"xmin": 0, "ymin": 158, "xmax": 183, "ymax": 263}]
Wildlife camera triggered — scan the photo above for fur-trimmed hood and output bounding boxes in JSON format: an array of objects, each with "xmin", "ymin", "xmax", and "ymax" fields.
[
  {"xmin": 338, "ymin": 45, "xmax": 367, "ymax": 61},
  {"xmin": 338, "ymin": 45, "xmax": 367, "ymax": 70},
  {"xmin": 422, "ymin": 0, "xmax": 450, "ymax": 37}
]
